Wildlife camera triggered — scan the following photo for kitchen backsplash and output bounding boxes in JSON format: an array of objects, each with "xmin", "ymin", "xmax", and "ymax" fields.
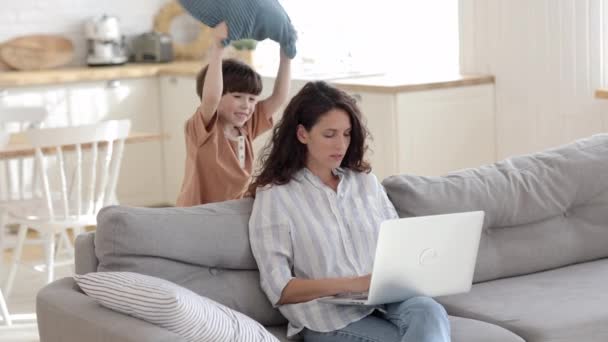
[{"xmin": 0, "ymin": 0, "xmax": 199, "ymax": 67}]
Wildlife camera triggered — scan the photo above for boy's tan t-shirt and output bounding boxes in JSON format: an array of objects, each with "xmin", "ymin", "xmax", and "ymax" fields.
[{"xmin": 176, "ymin": 106, "xmax": 273, "ymax": 206}]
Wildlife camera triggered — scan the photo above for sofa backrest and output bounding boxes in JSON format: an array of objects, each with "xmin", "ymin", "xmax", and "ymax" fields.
[
  {"xmin": 383, "ymin": 134, "xmax": 608, "ymax": 283},
  {"xmin": 94, "ymin": 199, "xmax": 287, "ymax": 326}
]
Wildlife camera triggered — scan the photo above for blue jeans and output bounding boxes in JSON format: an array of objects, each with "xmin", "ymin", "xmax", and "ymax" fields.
[{"xmin": 301, "ymin": 296, "xmax": 450, "ymax": 342}]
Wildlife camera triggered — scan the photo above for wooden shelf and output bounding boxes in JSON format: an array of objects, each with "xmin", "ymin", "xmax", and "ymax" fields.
[{"xmin": 596, "ymin": 88, "xmax": 608, "ymax": 99}]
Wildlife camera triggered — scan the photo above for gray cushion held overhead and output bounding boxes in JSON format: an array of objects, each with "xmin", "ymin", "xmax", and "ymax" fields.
[{"xmin": 178, "ymin": 0, "xmax": 297, "ymax": 58}]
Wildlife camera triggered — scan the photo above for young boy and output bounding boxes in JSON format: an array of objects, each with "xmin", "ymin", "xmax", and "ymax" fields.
[{"xmin": 177, "ymin": 22, "xmax": 291, "ymax": 206}]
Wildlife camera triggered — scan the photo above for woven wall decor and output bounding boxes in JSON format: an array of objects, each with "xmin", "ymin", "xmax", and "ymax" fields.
[{"xmin": 153, "ymin": 0, "xmax": 212, "ymax": 59}]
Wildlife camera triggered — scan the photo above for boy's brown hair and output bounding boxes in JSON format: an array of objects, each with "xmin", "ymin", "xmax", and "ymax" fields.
[{"xmin": 196, "ymin": 58, "xmax": 263, "ymax": 99}]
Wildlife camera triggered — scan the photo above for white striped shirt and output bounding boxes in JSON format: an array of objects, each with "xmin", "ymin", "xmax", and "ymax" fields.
[{"xmin": 249, "ymin": 168, "xmax": 398, "ymax": 337}]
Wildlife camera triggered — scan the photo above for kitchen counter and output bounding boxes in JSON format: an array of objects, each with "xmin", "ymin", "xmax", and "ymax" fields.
[
  {"xmin": 0, "ymin": 61, "xmax": 494, "ymax": 92},
  {"xmin": 0, "ymin": 61, "xmax": 203, "ymax": 88},
  {"xmin": 596, "ymin": 88, "xmax": 608, "ymax": 99},
  {"xmin": 332, "ymin": 73, "xmax": 495, "ymax": 93}
]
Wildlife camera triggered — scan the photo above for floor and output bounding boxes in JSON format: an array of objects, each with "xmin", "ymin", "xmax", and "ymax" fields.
[{"xmin": 0, "ymin": 232, "xmax": 73, "ymax": 342}]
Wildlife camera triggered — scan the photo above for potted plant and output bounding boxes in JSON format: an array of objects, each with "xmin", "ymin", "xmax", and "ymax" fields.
[{"xmin": 230, "ymin": 39, "xmax": 257, "ymax": 67}]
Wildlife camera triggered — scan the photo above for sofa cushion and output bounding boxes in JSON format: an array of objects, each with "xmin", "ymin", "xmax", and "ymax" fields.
[
  {"xmin": 178, "ymin": 0, "xmax": 297, "ymax": 58},
  {"xmin": 449, "ymin": 316, "xmax": 524, "ymax": 342},
  {"xmin": 38, "ymin": 278, "xmax": 524, "ymax": 342},
  {"xmin": 95, "ymin": 199, "xmax": 287, "ymax": 326},
  {"xmin": 437, "ymin": 258, "xmax": 608, "ymax": 342},
  {"xmin": 96, "ymin": 199, "xmax": 256, "ymax": 269},
  {"xmin": 74, "ymin": 272, "xmax": 279, "ymax": 342},
  {"xmin": 383, "ymin": 134, "xmax": 608, "ymax": 282},
  {"xmin": 265, "ymin": 316, "xmax": 524, "ymax": 342}
]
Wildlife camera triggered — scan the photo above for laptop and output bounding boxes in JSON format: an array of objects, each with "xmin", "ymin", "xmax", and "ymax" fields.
[{"xmin": 319, "ymin": 211, "xmax": 485, "ymax": 306}]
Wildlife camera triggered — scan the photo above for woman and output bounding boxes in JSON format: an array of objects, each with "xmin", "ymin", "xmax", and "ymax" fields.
[{"xmin": 248, "ymin": 81, "xmax": 450, "ymax": 342}]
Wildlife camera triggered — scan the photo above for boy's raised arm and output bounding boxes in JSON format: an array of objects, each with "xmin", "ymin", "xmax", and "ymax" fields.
[
  {"xmin": 198, "ymin": 22, "xmax": 228, "ymax": 125},
  {"xmin": 259, "ymin": 49, "xmax": 292, "ymax": 120}
]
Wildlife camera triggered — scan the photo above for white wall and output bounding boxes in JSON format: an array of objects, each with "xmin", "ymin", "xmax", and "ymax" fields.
[
  {"xmin": 460, "ymin": 0, "xmax": 608, "ymax": 159},
  {"xmin": 0, "ymin": 0, "xmax": 199, "ymax": 67}
]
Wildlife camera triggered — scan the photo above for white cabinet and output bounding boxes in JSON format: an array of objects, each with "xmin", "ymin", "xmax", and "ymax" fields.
[
  {"xmin": 160, "ymin": 77, "xmax": 496, "ymax": 203},
  {"xmin": 103, "ymin": 79, "xmax": 165, "ymax": 207},
  {"xmin": 336, "ymin": 84, "xmax": 496, "ymax": 179},
  {"xmin": 0, "ymin": 78, "xmax": 166, "ymax": 206},
  {"xmin": 1, "ymin": 73, "xmax": 495, "ymax": 207},
  {"xmin": 347, "ymin": 91, "xmax": 398, "ymax": 180},
  {"xmin": 158, "ymin": 76, "xmax": 199, "ymax": 205},
  {"xmin": 396, "ymin": 85, "xmax": 495, "ymax": 176}
]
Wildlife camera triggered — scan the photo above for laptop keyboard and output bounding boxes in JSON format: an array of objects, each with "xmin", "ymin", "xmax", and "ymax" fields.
[{"xmin": 335, "ymin": 291, "xmax": 369, "ymax": 300}]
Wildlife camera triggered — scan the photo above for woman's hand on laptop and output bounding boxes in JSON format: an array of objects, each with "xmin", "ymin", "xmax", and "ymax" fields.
[
  {"xmin": 347, "ymin": 274, "xmax": 371, "ymax": 293},
  {"xmin": 276, "ymin": 274, "xmax": 372, "ymax": 305}
]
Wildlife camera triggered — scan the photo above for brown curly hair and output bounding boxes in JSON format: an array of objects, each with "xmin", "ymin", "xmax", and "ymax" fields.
[{"xmin": 248, "ymin": 81, "xmax": 371, "ymax": 196}]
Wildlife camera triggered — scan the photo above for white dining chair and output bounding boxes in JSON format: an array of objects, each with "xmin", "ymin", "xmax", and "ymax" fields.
[
  {"xmin": 0, "ymin": 288, "xmax": 10, "ymax": 326},
  {"xmin": 0, "ymin": 107, "xmax": 48, "ymax": 202},
  {"xmin": 0, "ymin": 131, "xmax": 8, "ymax": 149},
  {"xmin": 2, "ymin": 120, "xmax": 131, "ymax": 298},
  {"xmin": 0, "ymin": 107, "xmax": 48, "ymax": 129},
  {"xmin": 0, "ymin": 107, "xmax": 48, "ymax": 326},
  {"xmin": 0, "ymin": 107, "xmax": 48, "ymax": 268}
]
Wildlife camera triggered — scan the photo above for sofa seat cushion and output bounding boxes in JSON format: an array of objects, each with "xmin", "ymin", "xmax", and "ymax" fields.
[
  {"xmin": 437, "ymin": 258, "xmax": 608, "ymax": 342},
  {"xmin": 74, "ymin": 272, "xmax": 279, "ymax": 342},
  {"xmin": 40, "ymin": 277, "xmax": 522, "ymax": 342},
  {"xmin": 37, "ymin": 277, "xmax": 187, "ymax": 342},
  {"xmin": 265, "ymin": 316, "xmax": 523, "ymax": 342},
  {"xmin": 449, "ymin": 316, "xmax": 524, "ymax": 342},
  {"xmin": 265, "ymin": 326, "xmax": 290, "ymax": 342}
]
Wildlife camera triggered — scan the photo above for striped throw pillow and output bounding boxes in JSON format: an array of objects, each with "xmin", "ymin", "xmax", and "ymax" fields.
[{"xmin": 74, "ymin": 272, "xmax": 279, "ymax": 342}]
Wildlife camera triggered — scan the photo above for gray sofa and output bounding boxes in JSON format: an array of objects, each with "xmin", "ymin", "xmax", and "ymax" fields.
[{"xmin": 37, "ymin": 134, "xmax": 608, "ymax": 342}]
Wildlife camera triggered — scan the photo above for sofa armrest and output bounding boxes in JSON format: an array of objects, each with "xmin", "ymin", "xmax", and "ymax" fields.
[
  {"xmin": 37, "ymin": 277, "xmax": 185, "ymax": 342},
  {"xmin": 75, "ymin": 232, "xmax": 98, "ymax": 275}
]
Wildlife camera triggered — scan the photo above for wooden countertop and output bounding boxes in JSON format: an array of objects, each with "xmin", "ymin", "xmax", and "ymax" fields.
[
  {"xmin": 0, "ymin": 61, "xmax": 494, "ymax": 92},
  {"xmin": 0, "ymin": 61, "xmax": 205, "ymax": 88},
  {"xmin": 331, "ymin": 73, "xmax": 495, "ymax": 93},
  {"xmin": 596, "ymin": 88, "xmax": 608, "ymax": 99}
]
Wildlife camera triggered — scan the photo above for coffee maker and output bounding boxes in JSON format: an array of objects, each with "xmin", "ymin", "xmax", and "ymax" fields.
[{"xmin": 85, "ymin": 15, "xmax": 128, "ymax": 66}]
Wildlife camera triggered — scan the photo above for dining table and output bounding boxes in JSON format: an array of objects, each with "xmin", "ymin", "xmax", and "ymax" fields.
[{"xmin": 0, "ymin": 131, "xmax": 165, "ymax": 159}]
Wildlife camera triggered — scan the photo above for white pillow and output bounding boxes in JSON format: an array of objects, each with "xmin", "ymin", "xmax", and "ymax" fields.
[{"xmin": 74, "ymin": 272, "xmax": 279, "ymax": 342}]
